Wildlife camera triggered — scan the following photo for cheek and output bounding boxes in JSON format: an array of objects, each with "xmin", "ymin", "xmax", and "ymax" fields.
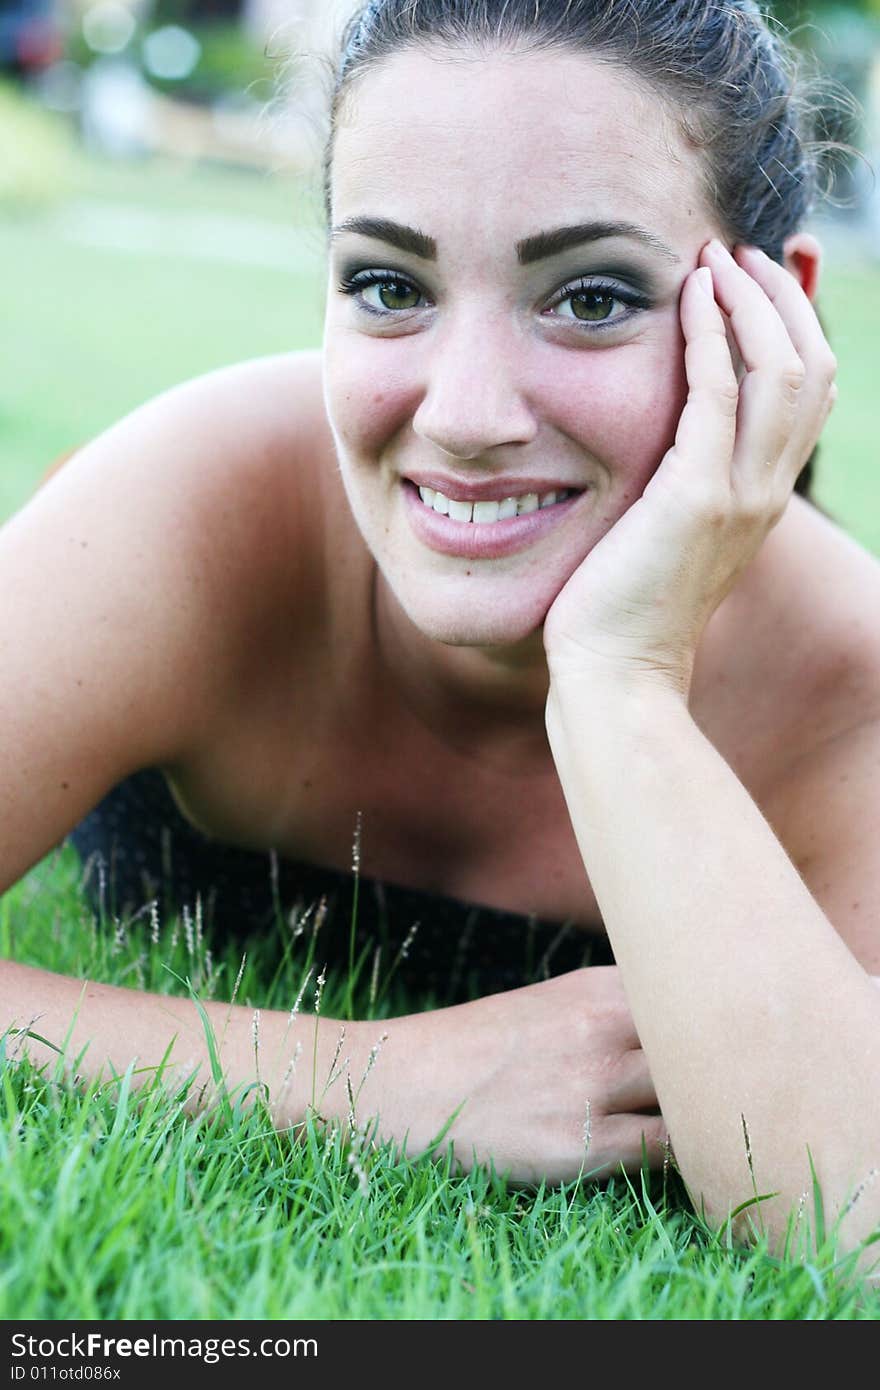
[
  {"xmin": 538, "ymin": 336, "xmax": 689, "ymax": 486},
  {"xmin": 323, "ymin": 333, "xmax": 417, "ymax": 458},
  {"xmin": 324, "ymin": 320, "xmax": 691, "ymax": 487}
]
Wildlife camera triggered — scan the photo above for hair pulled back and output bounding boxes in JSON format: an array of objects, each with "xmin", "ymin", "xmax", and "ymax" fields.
[{"xmin": 324, "ymin": 0, "xmax": 855, "ymax": 505}]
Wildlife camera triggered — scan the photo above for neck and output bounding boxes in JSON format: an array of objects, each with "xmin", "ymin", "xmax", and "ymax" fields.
[{"xmin": 373, "ymin": 574, "xmax": 555, "ymax": 765}]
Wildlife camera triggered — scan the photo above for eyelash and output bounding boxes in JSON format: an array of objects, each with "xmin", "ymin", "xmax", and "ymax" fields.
[
  {"xmin": 336, "ymin": 268, "xmax": 652, "ymax": 331},
  {"xmin": 546, "ymin": 276, "xmax": 652, "ymax": 328}
]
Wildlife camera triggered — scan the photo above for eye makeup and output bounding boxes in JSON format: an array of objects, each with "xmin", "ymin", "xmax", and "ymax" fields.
[
  {"xmin": 335, "ymin": 261, "xmax": 656, "ymax": 335},
  {"xmin": 336, "ymin": 267, "xmax": 428, "ymax": 317}
]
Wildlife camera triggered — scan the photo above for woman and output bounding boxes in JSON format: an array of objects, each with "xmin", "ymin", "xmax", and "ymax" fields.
[{"xmin": 3, "ymin": 0, "xmax": 879, "ymax": 1262}]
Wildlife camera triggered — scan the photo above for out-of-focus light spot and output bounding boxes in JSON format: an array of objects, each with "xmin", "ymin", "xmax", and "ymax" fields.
[
  {"xmin": 36, "ymin": 60, "xmax": 84, "ymax": 113},
  {"xmin": 82, "ymin": 1, "xmax": 136, "ymax": 56},
  {"xmin": 142, "ymin": 26, "xmax": 201, "ymax": 82},
  {"xmin": 80, "ymin": 58, "xmax": 154, "ymax": 156}
]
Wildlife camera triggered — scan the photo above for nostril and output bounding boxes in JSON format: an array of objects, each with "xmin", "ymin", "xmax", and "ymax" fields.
[{"xmin": 412, "ymin": 391, "xmax": 538, "ymax": 457}]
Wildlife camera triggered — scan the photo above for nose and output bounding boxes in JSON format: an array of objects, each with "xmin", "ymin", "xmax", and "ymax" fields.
[{"xmin": 411, "ymin": 315, "xmax": 538, "ymax": 460}]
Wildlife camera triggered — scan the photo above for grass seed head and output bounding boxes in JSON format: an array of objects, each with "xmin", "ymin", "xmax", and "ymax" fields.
[
  {"xmin": 842, "ymin": 1166, "xmax": 879, "ymax": 1218},
  {"xmin": 230, "ymin": 953, "xmax": 247, "ymax": 1008},
  {"xmin": 313, "ymin": 896, "xmax": 328, "ymax": 937},
  {"xmin": 314, "ymin": 966, "xmax": 327, "ymax": 1016},
  {"xmin": 183, "ymin": 905, "xmax": 194, "ymax": 958},
  {"xmin": 399, "ymin": 921, "xmax": 419, "ymax": 961},
  {"xmin": 289, "ymin": 966, "xmax": 313, "ymax": 1021},
  {"xmin": 362, "ymin": 1032, "xmax": 389, "ymax": 1085},
  {"xmin": 351, "ymin": 810, "xmax": 363, "ymax": 874},
  {"xmin": 368, "ymin": 946, "xmax": 381, "ymax": 1011}
]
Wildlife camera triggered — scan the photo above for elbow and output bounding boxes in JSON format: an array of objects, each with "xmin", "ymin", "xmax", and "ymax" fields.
[{"xmin": 697, "ymin": 1174, "xmax": 880, "ymax": 1283}]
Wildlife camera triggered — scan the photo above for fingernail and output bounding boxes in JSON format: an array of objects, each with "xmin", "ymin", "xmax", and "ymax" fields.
[
  {"xmin": 706, "ymin": 239, "xmax": 729, "ymax": 260},
  {"xmin": 695, "ymin": 266, "xmax": 714, "ymax": 297}
]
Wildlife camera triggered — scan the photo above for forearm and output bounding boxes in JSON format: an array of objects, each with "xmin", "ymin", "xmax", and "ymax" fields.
[
  {"xmin": 0, "ymin": 957, "xmax": 656, "ymax": 1186},
  {"xmin": 0, "ymin": 959, "xmax": 527, "ymax": 1167},
  {"xmin": 0, "ymin": 959, "xmax": 380, "ymax": 1131},
  {"xmin": 547, "ymin": 678, "xmax": 880, "ymax": 1251}
]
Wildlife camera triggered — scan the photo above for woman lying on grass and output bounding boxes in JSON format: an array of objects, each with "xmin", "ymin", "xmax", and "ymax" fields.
[{"xmin": 3, "ymin": 0, "xmax": 880, "ymax": 1268}]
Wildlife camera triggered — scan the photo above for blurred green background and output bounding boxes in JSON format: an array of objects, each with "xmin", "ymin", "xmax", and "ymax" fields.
[{"xmin": 3, "ymin": 0, "xmax": 879, "ymax": 552}]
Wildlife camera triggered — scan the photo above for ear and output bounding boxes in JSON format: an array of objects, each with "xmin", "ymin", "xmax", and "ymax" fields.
[{"xmin": 782, "ymin": 231, "xmax": 822, "ymax": 302}]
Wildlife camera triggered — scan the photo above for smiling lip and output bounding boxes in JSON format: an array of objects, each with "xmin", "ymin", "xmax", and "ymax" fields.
[
  {"xmin": 403, "ymin": 472, "xmax": 582, "ymax": 503},
  {"xmin": 401, "ymin": 478, "xmax": 585, "ymax": 559}
]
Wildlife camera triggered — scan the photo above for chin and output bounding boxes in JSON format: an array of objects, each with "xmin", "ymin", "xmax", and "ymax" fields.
[{"xmin": 397, "ymin": 581, "xmax": 559, "ymax": 649}]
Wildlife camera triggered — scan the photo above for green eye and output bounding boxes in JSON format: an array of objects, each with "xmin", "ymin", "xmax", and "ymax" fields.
[
  {"xmin": 374, "ymin": 281, "xmax": 421, "ymax": 310},
  {"xmin": 569, "ymin": 291, "xmax": 615, "ymax": 322},
  {"xmin": 337, "ymin": 269, "xmax": 426, "ymax": 317},
  {"xmin": 547, "ymin": 277, "xmax": 651, "ymax": 331}
]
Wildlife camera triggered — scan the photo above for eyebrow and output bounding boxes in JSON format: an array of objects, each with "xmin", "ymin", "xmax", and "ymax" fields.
[
  {"xmin": 330, "ymin": 216, "xmax": 680, "ymax": 266},
  {"xmin": 517, "ymin": 221, "xmax": 681, "ymax": 266},
  {"xmin": 330, "ymin": 217, "xmax": 437, "ymax": 260}
]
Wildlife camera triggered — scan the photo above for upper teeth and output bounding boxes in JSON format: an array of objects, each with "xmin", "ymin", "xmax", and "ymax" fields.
[{"xmin": 417, "ymin": 486, "xmax": 569, "ymax": 524}]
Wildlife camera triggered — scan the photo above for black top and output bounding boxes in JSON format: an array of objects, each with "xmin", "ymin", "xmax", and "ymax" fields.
[{"xmin": 67, "ymin": 769, "xmax": 614, "ymax": 1004}]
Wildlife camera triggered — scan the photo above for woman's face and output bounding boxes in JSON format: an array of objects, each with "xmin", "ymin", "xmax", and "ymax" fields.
[{"xmin": 323, "ymin": 45, "xmax": 725, "ymax": 647}]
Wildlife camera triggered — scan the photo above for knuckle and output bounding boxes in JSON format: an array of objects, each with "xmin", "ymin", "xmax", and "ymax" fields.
[
  {"xmin": 697, "ymin": 504, "xmax": 729, "ymax": 534},
  {"xmin": 733, "ymin": 493, "xmax": 765, "ymax": 524},
  {"xmin": 747, "ymin": 475, "xmax": 786, "ymax": 512},
  {"xmin": 642, "ymin": 1116, "xmax": 669, "ymax": 1153},
  {"xmin": 819, "ymin": 350, "xmax": 838, "ymax": 387},
  {"xmin": 734, "ymin": 497, "xmax": 779, "ymax": 536},
  {"xmin": 714, "ymin": 378, "xmax": 741, "ymax": 414},
  {"xmin": 778, "ymin": 359, "xmax": 807, "ymax": 401},
  {"xmin": 759, "ymin": 491, "xmax": 788, "ymax": 528},
  {"xmin": 697, "ymin": 485, "xmax": 732, "ymax": 526}
]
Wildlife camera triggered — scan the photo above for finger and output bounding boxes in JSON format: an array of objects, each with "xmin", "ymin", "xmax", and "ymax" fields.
[
  {"xmin": 598, "ymin": 1113, "xmax": 670, "ymax": 1175},
  {"xmin": 703, "ymin": 239, "xmax": 800, "ymax": 378},
  {"xmin": 606, "ymin": 1046, "xmax": 658, "ymax": 1113},
  {"xmin": 702, "ymin": 240, "xmax": 806, "ymax": 484},
  {"xmin": 670, "ymin": 265, "xmax": 739, "ymax": 488},
  {"xmin": 733, "ymin": 244, "xmax": 833, "ymax": 378},
  {"xmin": 733, "ymin": 242, "xmax": 838, "ymax": 467},
  {"xmin": 700, "ymin": 250, "xmax": 800, "ymax": 483}
]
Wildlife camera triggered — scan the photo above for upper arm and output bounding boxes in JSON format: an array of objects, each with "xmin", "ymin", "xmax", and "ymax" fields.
[
  {"xmin": 0, "ymin": 351, "xmax": 319, "ymax": 896},
  {"xmin": 765, "ymin": 713, "xmax": 880, "ymax": 973}
]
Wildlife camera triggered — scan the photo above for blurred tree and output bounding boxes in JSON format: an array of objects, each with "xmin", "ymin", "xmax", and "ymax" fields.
[
  {"xmin": 152, "ymin": 1, "xmax": 244, "ymax": 20},
  {"xmin": 768, "ymin": 0, "xmax": 880, "ymax": 21}
]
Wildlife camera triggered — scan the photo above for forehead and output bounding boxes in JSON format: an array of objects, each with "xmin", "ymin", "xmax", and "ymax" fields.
[{"xmin": 331, "ymin": 45, "xmax": 714, "ymax": 245}]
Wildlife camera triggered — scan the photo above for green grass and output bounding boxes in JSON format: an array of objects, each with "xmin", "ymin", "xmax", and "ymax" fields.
[
  {"xmin": 2, "ymin": 154, "xmax": 880, "ymax": 1321},
  {"xmin": 809, "ymin": 250, "xmax": 880, "ymax": 555},
  {"xmin": 0, "ymin": 153, "xmax": 326, "ymax": 519},
  {"xmin": 2, "ymin": 848, "xmax": 878, "ymax": 1321}
]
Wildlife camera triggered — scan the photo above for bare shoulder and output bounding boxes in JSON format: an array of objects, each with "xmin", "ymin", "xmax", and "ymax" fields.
[
  {"xmin": 61, "ymin": 346, "xmax": 328, "ymax": 499},
  {"xmin": 98, "ymin": 347, "xmax": 329, "ymax": 522},
  {"xmin": 28, "ymin": 348, "xmax": 331, "ymax": 659},
  {"xmin": 0, "ymin": 351, "xmax": 331, "ymax": 890}
]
